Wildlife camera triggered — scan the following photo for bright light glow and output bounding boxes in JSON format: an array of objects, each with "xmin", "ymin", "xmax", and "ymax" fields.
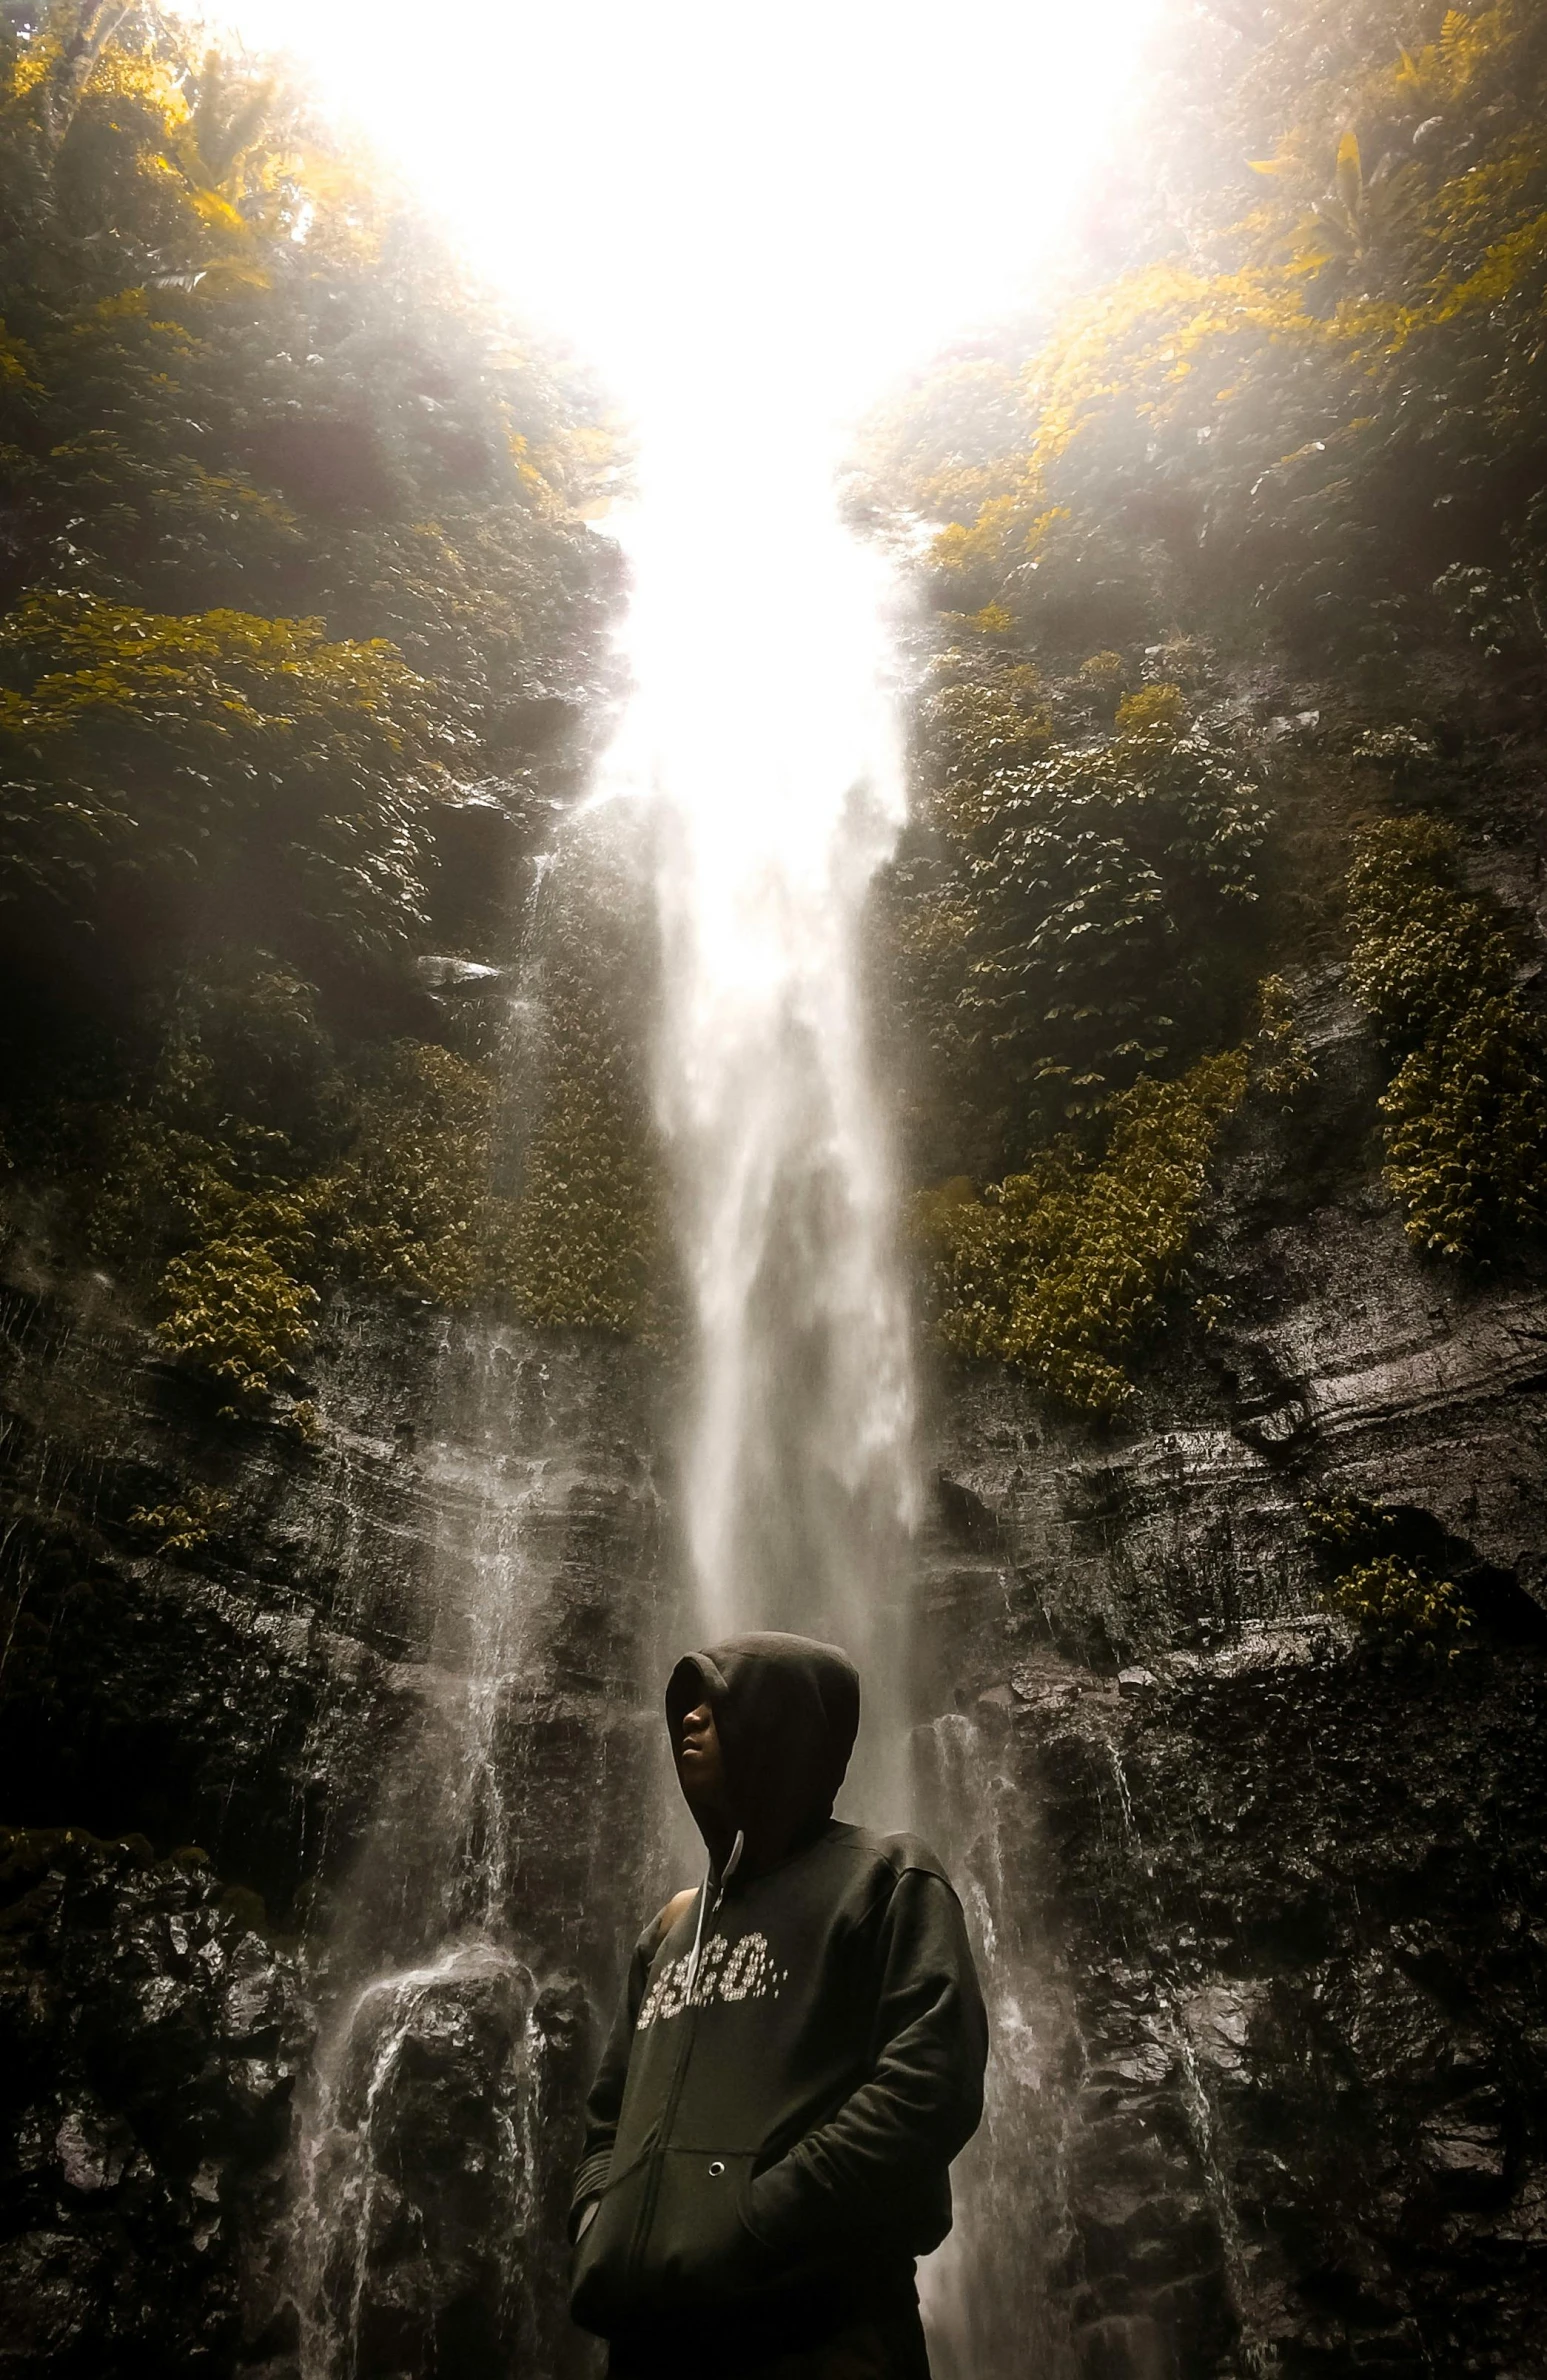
[
  {"xmin": 194, "ymin": 0, "xmax": 1165, "ymax": 1681},
  {"xmin": 193, "ymin": 0, "xmax": 1165, "ymax": 1725},
  {"xmin": 196, "ymin": 0, "xmax": 1164, "ymax": 423}
]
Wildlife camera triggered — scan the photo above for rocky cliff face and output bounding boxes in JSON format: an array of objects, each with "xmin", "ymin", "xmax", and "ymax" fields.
[
  {"xmin": 0, "ymin": 1259, "xmax": 671, "ymax": 2377},
  {"xmin": 5, "ymin": 963, "xmax": 1547, "ymax": 2380},
  {"xmin": 917, "ymin": 963, "xmax": 1547, "ymax": 2380},
  {"xmin": 0, "ymin": 1827, "xmax": 308, "ymax": 2377}
]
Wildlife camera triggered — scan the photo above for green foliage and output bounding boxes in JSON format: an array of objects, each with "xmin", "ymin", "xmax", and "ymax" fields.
[
  {"xmin": 865, "ymin": 0, "xmax": 1547, "ymax": 1382},
  {"xmin": 1346, "ymin": 817, "xmax": 1547, "ymax": 1254},
  {"xmin": 1253, "ymin": 974, "xmax": 1316, "ymax": 1101},
  {"xmin": 0, "ymin": 3, "xmax": 629, "ymax": 1386},
  {"xmin": 319, "ymin": 1042, "xmax": 501, "ymax": 1308},
  {"xmin": 498, "ymin": 828, "xmax": 669, "ymax": 1339},
  {"xmin": 890, "ymin": 677, "xmax": 1267, "ymax": 1172},
  {"xmin": 868, "ymin": 0, "xmax": 1547, "ymax": 671},
  {"xmin": 1328, "ymin": 1554, "xmax": 1471, "ymax": 1641},
  {"xmin": 87, "ymin": 1033, "xmax": 510, "ymax": 1395},
  {"xmin": 152, "ymin": 957, "xmax": 348, "ymax": 1159},
  {"xmin": 1346, "ymin": 818, "xmax": 1515, "ymax": 1040},
  {"xmin": 157, "ymin": 1231, "xmax": 319, "ymax": 1416},
  {"xmin": 1304, "ymin": 1496, "xmax": 1471, "ymax": 1646},
  {"xmin": 916, "ymin": 1049, "xmax": 1248, "ymax": 1415},
  {"xmin": 1113, "ymin": 682, "xmax": 1186, "ymax": 738},
  {"xmin": 126, "ymin": 1486, "xmax": 233, "ymax": 1557},
  {"xmin": 920, "ymin": 648, "xmax": 1053, "ymax": 841},
  {"xmin": 1078, "ymin": 651, "xmax": 1128, "ymax": 708},
  {"xmin": 0, "ymin": 593, "xmax": 440, "ymax": 958},
  {"xmin": 868, "ymin": 0, "xmax": 1547, "ymax": 685}
]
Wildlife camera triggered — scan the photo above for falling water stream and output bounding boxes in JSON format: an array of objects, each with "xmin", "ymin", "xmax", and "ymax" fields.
[{"xmin": 597, "ymin": 417, "xmax": 920, "ymax": 1805}]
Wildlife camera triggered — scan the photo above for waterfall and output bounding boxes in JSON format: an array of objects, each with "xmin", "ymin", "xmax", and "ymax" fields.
[
  {"xmin": 290, "ymin": 384, "xmax": 976, "ymax": 2372},
  {"xmin": 597, "ymin": 413, "xmax": 920, "ymax": 1814}
]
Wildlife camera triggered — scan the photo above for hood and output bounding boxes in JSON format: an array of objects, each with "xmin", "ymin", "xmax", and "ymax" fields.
[{"xmin": 665, "ymin": 1631, "xmax": 860, "ymax": 1864}]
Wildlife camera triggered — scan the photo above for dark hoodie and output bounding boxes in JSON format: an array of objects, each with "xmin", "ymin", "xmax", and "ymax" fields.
[{"xmin": 569, "ymin": 1633, "xmax": 988, "ymax": 2355}]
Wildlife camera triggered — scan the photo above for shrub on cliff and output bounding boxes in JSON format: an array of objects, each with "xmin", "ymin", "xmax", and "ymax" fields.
[
  {"xmin": 318, "ymin": 1043, "xmax": 504, "ymax": 1309},
  {"xmin": 865, "ymin": 0, "xmax": 1547, "ymax": 671},
  {"xmin": 1304, "ymin": 1496, "xmax": 1471, "ymax": 1648},
  {"xmin": 0, "ymin": 593, "xmax": 443, "ymax": 965},
  {"xmin": 916, "ymin": 1048, "xmax": 1248, "ymax": 1415},
  {"xmin": 1346, "ymin": 817, "xmax": 1547, "ymax": 1256},
  {"xmin": 887, "ymin": 652, "xmax": 1269, "ymax": 1175},
  {"xmin": 496, "ymin": 826, "xmax": 670, "ymax": 1340},
  {"xmin": 864, "ymin": 0, "xmax": 1547, "ymax": 1392},
  {"xmin": 157, "ymin": 1232, "xmax": 319, "ymax": 1418}
]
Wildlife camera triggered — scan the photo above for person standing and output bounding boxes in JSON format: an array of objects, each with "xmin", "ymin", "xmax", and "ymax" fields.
[{"xmin": 570, "ymin": 1630, "xmax": 988, "ymax": 2378}]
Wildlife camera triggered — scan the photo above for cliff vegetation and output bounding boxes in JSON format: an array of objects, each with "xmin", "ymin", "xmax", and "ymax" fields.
[
  {"xmin": 861, "ymin": 0, "xmax": 1547, "ymax": 1412},
  {"xmin": 0, "ymin": 0, "xmax": 652, "ymax": 1420}
]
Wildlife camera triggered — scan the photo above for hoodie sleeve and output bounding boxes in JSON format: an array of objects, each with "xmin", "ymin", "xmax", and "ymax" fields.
[
  {"xmin": 745, "ymin": 1863, "xmax": 988, "ymax": 2258},
  {"xmin": 569, "ymin": 1920, "xmax": 659, "ymax": 2233}
]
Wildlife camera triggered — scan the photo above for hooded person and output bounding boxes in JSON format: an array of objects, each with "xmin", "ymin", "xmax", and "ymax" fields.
[{"xmin": 569, "ymin": 1632, "xmax": 988, "ymax": 2378}]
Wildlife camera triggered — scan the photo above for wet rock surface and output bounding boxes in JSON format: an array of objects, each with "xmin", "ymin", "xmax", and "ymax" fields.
[
  {"xmin": 0, "ymin": 1267, "xmax": 670, "ymax": 2376},
  {"xmin": 1041, "ymin": 1646, "xmax": 1546, "ymax": 2378},
  {"xmin": 920, "ymin": 978, "xmax": 1547, "ymax": 2379},
  {"xmin": 0, "ymin": 1278, "xmax": 447, "ymax": 1925},
  {"xmin": 299, "ymin": 1950, "xmax": 590, "ymax": 2380},
  {"xmin": 923, "ymin": 1627, "xmax": 1547, "ymax": 2377},
  {"xmin": 6, "ymin": 969, "xmax": 1547, "ymax": 2377},
  {"xmin": 0, "ymin": 1827, "xmax": 306, "ymax": 2379}
]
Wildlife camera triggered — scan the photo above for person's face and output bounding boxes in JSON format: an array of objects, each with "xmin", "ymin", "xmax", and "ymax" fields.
[{"xmin": 674, "ymin": 1700, "xmax": 732, "ymax": 1829}]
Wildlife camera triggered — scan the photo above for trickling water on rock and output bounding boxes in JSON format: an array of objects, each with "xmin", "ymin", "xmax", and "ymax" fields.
[
  {"xmin": 287, "ymin": 1299, "xmax": 669, "ymax": 2380},
  {"xmin": 297, "ymin": 1942, "xmax": 556, "ymax": 2380}
]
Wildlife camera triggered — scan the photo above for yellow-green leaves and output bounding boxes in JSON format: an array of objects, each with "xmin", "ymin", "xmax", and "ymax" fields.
[
  {"xmin": 1331, "ymin": 1554, "xmax": 1471, "ymax": 1643},
  {"xmin": 0, "ymin": 593, "xmax": 440, "ymax": 956},
  {"xmin": 318, "ymin": 1043, "xmax": 502, "ymax": 1310},
  {"xmin": 126, "ymin": 1487, "xmax": 233, "ymax": 1556},
  {"xmin": 1252, "ymin": 975, "xmax": 1315, "ymax": 1103},
  {"xmin": 1114, "ymin": 681, "xmax": 1186, "ymax": 740},
  {"xmin": 1346, "ymin": 818, "xmax": 1547, "ymax": 1258},
  {"xmin": 0, "ymin": 0, "xmax": 624, "ymax": 1406},
  {"xmin": 917, "ymin": 1049, "xmax": 1249, "ymax": 1416},
  {"xmin": 495, "ymin": 834, "xmax": 670, "ymax": 1341},
  {"xmin": 157, "ymin": 1234, "xmax": 319, "ymax": 1416},
  {"xmin": 1304, "ymin": 1497, "xmax": 1471, "ymax": 1650}
]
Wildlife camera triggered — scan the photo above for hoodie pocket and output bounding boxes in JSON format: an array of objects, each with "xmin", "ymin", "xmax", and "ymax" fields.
[{"xmin": 570, "ymin": 2147, "xmax": 768, "ymax": 2333}]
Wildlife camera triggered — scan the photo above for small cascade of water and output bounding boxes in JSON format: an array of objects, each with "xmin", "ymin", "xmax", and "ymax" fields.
[
  {"xmin": 919, "ymin": 1695, "xmax": 1286, "ymax": 2380},
  {"xmin": 290, "ymin": 1293, "xmax": 667, "ymax": 2378},
  {"xmin": 292, "ymin": 1330, "xmax": 561, "ymax": 2380},
  {"xmin": 297, "ymin": 1941, "xmax": 546, "ymax": 2380},
  {"xmin": 289, "ymin": 831, "xmax": 668, "ymax": 2379},
  {"xmin": 914, "ymin": 1708, "xmax": 1080, "ymax": 2380}
]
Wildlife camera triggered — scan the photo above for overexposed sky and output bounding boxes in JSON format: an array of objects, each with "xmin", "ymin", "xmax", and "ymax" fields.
[{"xmin": 195, "ymin": 0, "xmax": 1166, "ymax": 437}]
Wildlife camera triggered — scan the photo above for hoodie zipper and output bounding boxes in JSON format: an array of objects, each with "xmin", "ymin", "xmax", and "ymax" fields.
[{"xmin": 624, "ymin": 1829, "xmax": 744, "ymax": 2291}]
